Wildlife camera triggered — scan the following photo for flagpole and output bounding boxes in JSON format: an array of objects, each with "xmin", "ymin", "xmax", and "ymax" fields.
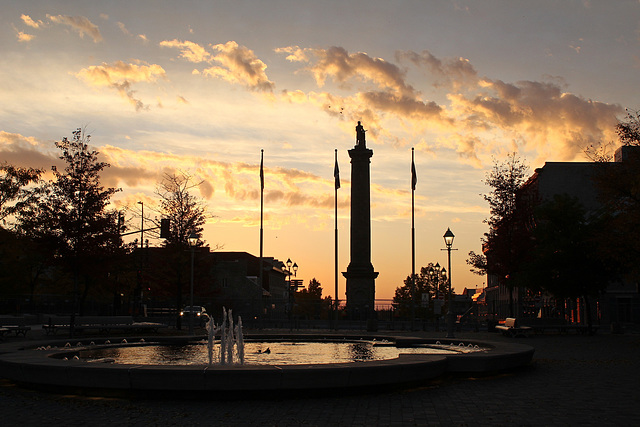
[
  {"xmin": 259, "ymin": 149, "xmax": 264, "ymax": 302},
  {"xmin": 411, "ymin": 147, "xmax": 416, "ymax": 330},
  {"xmin": 334, "ymin": 149, "xmax": 340, "ymax": 329}
]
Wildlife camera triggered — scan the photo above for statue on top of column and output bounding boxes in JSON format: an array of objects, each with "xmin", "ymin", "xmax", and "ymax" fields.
[{"xmin": 355, "ymin": 121, "xmax": 366, "ymax": 147}]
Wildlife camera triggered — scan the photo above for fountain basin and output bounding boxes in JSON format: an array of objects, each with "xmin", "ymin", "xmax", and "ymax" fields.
[{"xmin": 0, "ymin": 335, "xmax": 534, "ymax": 396}]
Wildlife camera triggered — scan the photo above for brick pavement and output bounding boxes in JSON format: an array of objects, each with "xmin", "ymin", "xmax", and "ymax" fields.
[{"xmin": 1, "ymin": 329, "xmax": 639, "ymax": 426}]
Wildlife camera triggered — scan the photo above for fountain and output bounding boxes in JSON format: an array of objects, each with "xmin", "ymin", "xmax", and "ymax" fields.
[{"xmin": 0, "ymin": 312, "xmax": 535, "ymax": 396}]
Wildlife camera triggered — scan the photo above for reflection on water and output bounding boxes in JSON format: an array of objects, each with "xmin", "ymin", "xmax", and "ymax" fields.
[{"xmin": 79, "ymin": 341, "xmax": 485, "ymax": 366}]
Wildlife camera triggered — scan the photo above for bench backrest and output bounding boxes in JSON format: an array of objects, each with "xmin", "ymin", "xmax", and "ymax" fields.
[
  {"xmin": 76, "ymin": 316, "xmax": 134, "ymax": 325},
  {"xmin": 45, "ymin": 315, "xmax": 71, "ymax": 326},
  {"xmin": 0, "ymin": 317, "xmax": 27, "ymax": 326},
  {"xmin": 44, "ymin": 315, "xmax": 135, "ymax": 326},
  {"xmin": 504, "ymin": 318, "xmax": 517, "ymax": 328}
]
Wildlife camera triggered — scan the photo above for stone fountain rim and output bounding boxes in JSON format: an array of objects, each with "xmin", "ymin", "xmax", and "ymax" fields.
[{"xmin": 0, "ymin": 333, "xmax": 534, "ymax": 395}]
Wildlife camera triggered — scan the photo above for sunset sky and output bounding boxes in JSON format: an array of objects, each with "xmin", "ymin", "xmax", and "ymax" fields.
[{"xmin": 2, "ymin": 1, "xmax": 639, "ymax": 300}]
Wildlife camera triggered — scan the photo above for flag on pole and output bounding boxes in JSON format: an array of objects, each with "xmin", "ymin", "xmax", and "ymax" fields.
[
  {"xmin": 260, "ymin": 149, "xmax": 264, "ymax": 190},
  {"xmin": 411, "ymin": 151, "xmax": 417, "ymax": 190},
  {"xmin": 334, "ymin": 152, "xmax": 340, "ymax": 190}
]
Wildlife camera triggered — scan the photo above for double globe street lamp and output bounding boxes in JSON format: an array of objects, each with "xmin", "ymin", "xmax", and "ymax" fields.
[
  {"xmin": 285, "ymin": 258, "xmax": 298, "ymax": 330},
  {"xmin": 428, "ymin": 262, "xmax": 446, "ymax": 332},
  {"xmin": 443, "ymin": 228, "xmax": 457, "ymax": 338}
]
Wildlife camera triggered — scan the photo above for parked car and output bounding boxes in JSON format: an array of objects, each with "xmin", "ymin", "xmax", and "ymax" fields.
[{"xmin": 180, "ymin": 306, "xmax": 209, "ymax": 326}]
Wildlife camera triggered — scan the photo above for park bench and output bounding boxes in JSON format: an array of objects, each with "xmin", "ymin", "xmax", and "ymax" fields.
[
  {"xmin": 495, "ymin": 318, "xmax": 533, "ymax": 337},
  {"xmin": 42, "ymin": 315, "xmax": 168, "ymax": 335},
  {"xmin": 0, "ymin": 317, "xmax": 32, "ymax": 337}
]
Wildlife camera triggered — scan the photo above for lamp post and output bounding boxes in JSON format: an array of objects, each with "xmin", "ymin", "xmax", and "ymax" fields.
[
  {"xmin": 285, "ymin": 258, "xmax": 298, "ymax": 330},
  {"xmin": 188, "ymin": 232, "xmax": 198, "ymax": 335},
  {"xmin": 429, "ymin": 263, "xmax": 444, "ymax": 332},
  {"xmin": 443, "ymin": 228, "xmax": 457, "ymax": 338},
  {"xmin": 137, "ymin": 201, "xmax": 144, "ymax": 249},
  {"xmin": 136, "ymin": 201, "xmax": 144, "ymax": 315}
]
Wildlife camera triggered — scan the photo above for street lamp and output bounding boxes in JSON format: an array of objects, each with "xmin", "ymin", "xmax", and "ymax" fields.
[
  {"xmin": 188, "ymin": 232, "xmax": 198, "ymax": 335},
  {"xmin": 443, "ymin": 228, "xmax": 457, "ymax": 338},
  {"xmin": 137, "ymin": 201, "xmax": 144, "ymax": 249},
  {"xmin": 285, "ymin": 258, "xmax": 298, "ymax": 330},
  {"xmin": 429, "ymin": 263, "xmax": 444, "ymax": 332}
]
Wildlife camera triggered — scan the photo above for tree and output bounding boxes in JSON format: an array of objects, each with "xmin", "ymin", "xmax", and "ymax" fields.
[
  {"xmin": 0, "ymin": 163, "xmax": 44, "ymax": 307},
  {"xmin": 0, "ymin": 163, "xmax": 42, "ymax": 225},
  {"xmin": 467, "ymin": 153, "xmax": 531, "ymax": 316},
  {"xmin": 151, "ymin": 171, "xmax": 209, "ymax": 328},
  {"xmin": 16, "ymin": 128, "xmax": 122, "ymax": 314},
  {"xmin": 467, "ymin": 153, "xmax": 530, "ymax": 275},
  {"xmin": 590, "ymin": 111, "xmax": 640, "ymax": 280},
  {"xmin": 616, "ymin": 109, "xmax": 640, "ymax": 146},
  {"xmin": 295, "ymin": 278, "xmax": 331, "ymax": 319},
  {"xmin": 483, "ymin": 153, "xmax": 530, "ymax": 230},
  {"xmin": 393, "ymin": 263, "xmax": 448, "ymax": 319},
  {"xmin": 518, "ymin": 194, "xmax": 610, "ymax": 333}
]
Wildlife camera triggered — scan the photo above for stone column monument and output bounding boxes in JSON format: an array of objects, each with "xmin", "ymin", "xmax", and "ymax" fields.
[{"xmin": 343, "ymin": 121, "xmax": 378, "ymax": 321}]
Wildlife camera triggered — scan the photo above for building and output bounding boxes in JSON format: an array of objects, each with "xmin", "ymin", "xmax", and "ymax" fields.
[
  {"xmin": 141, "ymin": 247, "xmax": 289, "ymax": 320},
  {"xmin": 485, "ymin": 146, "xmax": 640, "ymax": 326}
]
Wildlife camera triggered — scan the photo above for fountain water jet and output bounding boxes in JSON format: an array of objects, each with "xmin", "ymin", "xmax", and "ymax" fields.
[{"xmin": 206, "ymin": 307, "xmax": 244, "ymax": 365}]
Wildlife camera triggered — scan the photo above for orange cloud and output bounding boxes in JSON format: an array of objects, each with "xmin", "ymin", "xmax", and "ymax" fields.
[
  {"xmin": 449, "ymin": 78, "xmax": 622, "ymax": 160},
  {"xmin": 203, "ymin": 41, "xmax": 274, "ymax": 92},
  {"xmin": 15, "ymin": 30, "xmax": 35, "ymax": 43},
  {"xmin": 21, "ymin": 14, "xmax": 44, "ymax": 29},
  {"xmin": 76, "ymin": 61, "xmax": 166, "ymax": 111},
  {"xmin": 159, "ymin": 39, "xmax": 212, "ymax": 63},
  {"xmin": 277, "ymin": 46, "xmax": 621, "ymax": 163},
  {"xmin": 278, "ymin": 46, "xmax": 414, "ymax": 97}
]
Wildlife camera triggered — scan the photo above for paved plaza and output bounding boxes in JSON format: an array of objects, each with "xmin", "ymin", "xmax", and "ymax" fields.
[{"xmin": 1, "ymin": 328, "xmax": 639, "ymax": 426}]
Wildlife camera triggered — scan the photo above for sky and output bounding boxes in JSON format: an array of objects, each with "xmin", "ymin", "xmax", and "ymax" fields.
[{"xmin": 2, "ymin": 0, "xmax": 639, "ymax": 301}]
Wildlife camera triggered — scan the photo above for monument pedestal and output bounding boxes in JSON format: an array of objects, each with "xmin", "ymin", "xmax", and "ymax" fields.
[{"xmin": 343, "ymin": 264, "xmax": 378, "ymax": 320}]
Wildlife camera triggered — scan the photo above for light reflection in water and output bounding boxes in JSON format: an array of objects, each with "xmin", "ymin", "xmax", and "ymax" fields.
[{"xmin": 79, "ymin": 341, "xmax": 485, "ymax": 366}]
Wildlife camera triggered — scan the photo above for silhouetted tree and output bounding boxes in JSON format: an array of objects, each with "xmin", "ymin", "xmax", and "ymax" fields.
[
  {"xmin": 393, "ymin": 263, "xmax": 448, "ymax": 319},
  {"xmin": 0, "ymin": 162, "xmax": 42, "ymax": 225},
  {"xmin": 616, "ymin": 109, "xmax": 640, "ymax": 146},
  {"xmin": 0, "ymin": 164, "xmax": 45, "ymax": 307},
  {"xmin": 16, "ymin": 128, "xmax": 122, "ymax": 314},
  {"xmin": 294, "ymin": 278, "xmax": 332, "ymax": 319},
  {"xmin": 518, "ymin": 194, "xmax": 610, "ymax": 333},
  {"xmin": 467, "ymin": 153, "xmax": 530, "ymax": 316},
  {"xmin": 590, "ymin": 111, "xmax": 640, "ymax": 280},
  {"xmin": 152, "ymin": 171, "xmax": 209, "ymax": 328},
  {"xmin": 467, "ymin": 153, "xmax": 530, "ymax": 274}
]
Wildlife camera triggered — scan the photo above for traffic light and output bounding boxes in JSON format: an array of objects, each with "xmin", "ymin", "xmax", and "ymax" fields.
[
  {"xmin": 160, "ymin": 218, "xmax": 170, "ymax": 238},
  {"xmin": 117, "ymin": 212, "xmax": 126, "ymax": 233}
]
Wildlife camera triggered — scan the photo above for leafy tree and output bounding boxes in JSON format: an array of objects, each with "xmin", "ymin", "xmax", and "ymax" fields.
[
  {"xmin": 483, "ymin": 153, "xmax": 530, "ymax": 230},
  {"xmin": 393, "ymin": 263, "xmax": 448, "ymax": 318},
  {"xmin": 295, "ymin": 278, "xmax": 331, "ymax": 319},
  {"xmin": 467, "ymin": 153, "xmax": 530, "ymax": 316},
  {"xmin": 0, "ymin": 164, "xmax": 45, "ymax": 306},
  {"xmin": 518, "ymin": 194, "xmax": 610, "ymax": 332},
  {"xmin": 0, "ymin": 162, "xmax": 42, "ymax": 225},
  {"xmin": 467, "ymin": 153, "xmax": 530, "ymax": 275},
  {"xmin": 16, "ymin": 128, "xmax": 122, "ymax": 314},
  {"xmin": 590, "ymin": 111, "xmax": 640, "ymax": 279}
]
